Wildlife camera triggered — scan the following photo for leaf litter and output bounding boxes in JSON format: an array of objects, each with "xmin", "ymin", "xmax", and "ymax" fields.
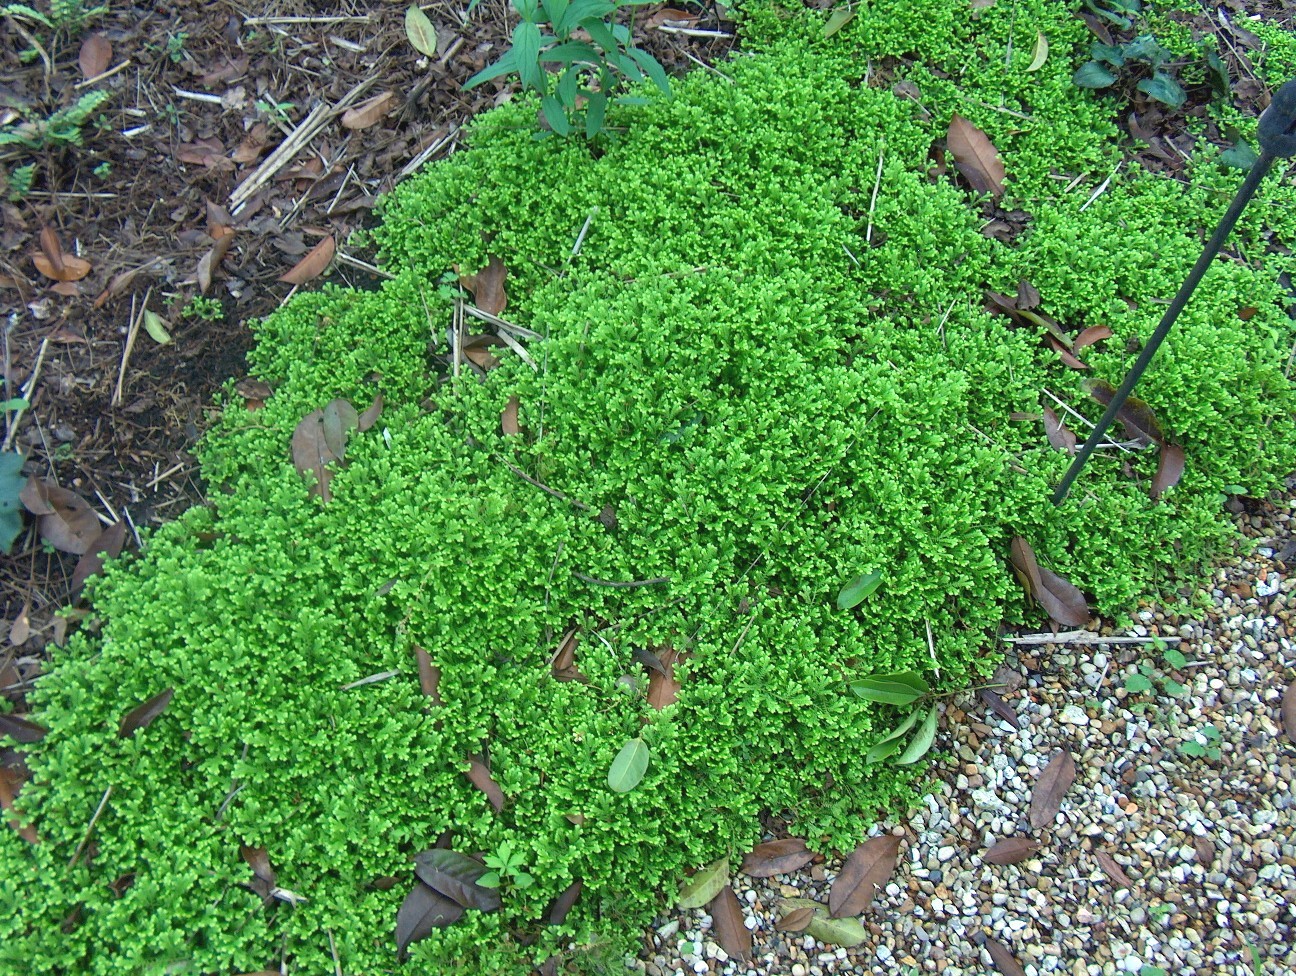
[
  {"xmin": 739, "ymin": 837, "xmax": 817, "ymax": 878},
  {"xmin": 827, "ymin": 833, "xmax": 902, "ymax": 917},
  {"xmin": 1029, "ymin": 748, "xmax": 1077, "ymax": 829},
  {"xmin": 1009, "ymin": 537, "xmax": 1091, "ymax": 628}
]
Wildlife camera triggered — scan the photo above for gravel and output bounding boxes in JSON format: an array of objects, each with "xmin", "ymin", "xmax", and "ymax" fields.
[{"xmin": 633, "ymin": 500, "xmax": 1296, "ymax": 976}]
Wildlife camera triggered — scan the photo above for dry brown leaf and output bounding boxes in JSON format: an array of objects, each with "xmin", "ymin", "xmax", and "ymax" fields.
[
  {"xmin": 1046, "ymin": 334, "xmax": 1089, "ymax": 371},
  {"xmin": 1094, "ymin": 850, "xmax": 1134, "ymax": 888},
  {"xmin": 79, "ymin": 34, "xmax": 112, "ymax": 79},
  {"xmin": 232, "ymin": 124, "xmax": 270, "ymax": 164},
  {"xmin": 465, "ymin": 756, "xmax": 505, "ymax": 812},
  {"xmin": 70, "ymin": 520, "xmax": 127, "ymax": 597},
  {"xmin": 0, "ymin": 714, "xmax": 47, "ymax": 742},
  {"xmin": 9, "ymin": 603, "xmax": 29, "ymax": 646},
  {"xmin": 646, "ymin": 7, "xmax": 701, "ymax": 28},
  {"xmin": 828, "ymin": 834, "xmax": 901, "ymax": 917},
  {"xmin": 1282, "ymin": 680, "xmax": 1296, "ymax": 745},
  {"xmin": 117, "ymin": 687, "xmax": 175, "ymax": 738},
  {"xmin": 1029, "ymin": 749, "xmax": 1077, "ymax": 829},
  {"xmin": 463, "ymin": 346, "xmax": 502, "ymax": 371},
  {"xmin": 0, "ymin": 766, "xmax": 38, "ymax": 844},
  {"xmin": 1042, "ymin": 406, "xmax": 1076, "ymax": 455},
  {"xmin": 1015, "ymin": 279, "xmax": 1040, "ymax": 310},
  {"xmin": 549, "ymin": 627, "xmax": 589, "ymax": 683},
  {"xmin": 1149, "ymin": 443, "xmax": 1185, "ymax": 500},
  {"xmin": 279, "ymin": 235, "xmax": 335, "ymax": 286},
  {"xmin": 460, "ymin": 254, "xmax": 508, "ymax": 316},
  {"xmin": 983, "ymin": 837, "xmax": 1041, "ymax": 865},
  {"xmin": 20, "ymin": 478, "xmax": 101, "ymax": 554},
  {"xmin": 33, "ymin": 227, "xmax": 91, "ymax": 283},
  {"xmin": 1009, "ymin": 537, "xmax": 1090, "ymax": 628},
  {"xmin": 341, "ymin": 91, "xmax": 396, "ymax": 130},
  {"xmin": 357, "ymin": 394, "xmax": 383, "ymax": 432},
  {"xmin": 984, "ymin": 936, "xmax": 1027, "ymax": 976},
  {"xmin": 501, "ymin": 395, "xmax": 520, "ymax": 436},
  {"xmin": 547, "ymin": 879, "xmax": 582, "ymax": 925},
  {"xmin": 1087, "ymin": 379, "xmax": 1164, "ymax": 446},
  {"xmin": 1073, "ymin": 325, "xmax": 1113, "ymax": 350},
  {"xmin": 776, "ymin": 906, "xmax": 815, "ymax": 932},
  {"xmin": 708, "ymin": 886, "xmax": 751, "ymax": 962},
  {"xmin": 414, "ymin": 646, "xmax": 442, "ymax": 703},
  {"xmin": 946, "ymin": 114, "xmax": 1006, "ymax": 198},
  {"xmin": 646, "ymin": 646, "xmax": 683, "ymax": 710},
  {"xmin": 1192, "ymin": 834, "xmax": 1214, "ymax": 867},
  {"xmin": 240, "ymin": 844, "xmax": 276, "ymax": 887},
  {"xmin": 739, "ymin": 838, "xmax": 817, "ymax": 878},
  {"xmin": 197, "ymin": 232, "xmax": 236, "ymax": 295},
  {"xmin": 978, "ymin": 687, "xmax": 1021, "ymax": 728},
  {"xmin": 291, "ymin": 403, "xmax": 357, "ymax": 502},
  {"xmin": 396, "ymin": 882, "xmax": 462, "ymax": 960}
]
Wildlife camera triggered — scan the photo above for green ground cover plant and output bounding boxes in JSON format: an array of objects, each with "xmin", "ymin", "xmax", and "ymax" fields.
[{"xmin": 2, "ymin": 1, "xmax": 1295, "ymax": 972}]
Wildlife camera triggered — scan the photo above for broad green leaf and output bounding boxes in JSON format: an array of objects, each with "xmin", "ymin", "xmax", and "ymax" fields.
[
  {"xmin": 608, "ymin": 736, "xmax": 649, "ymax": 792},
  {"xmin": 865, "ymin": 709, "xmax": 921, "ymax": 763},
  {"xmin": 142, "ymin": 310, "xmax": 171, "ymax": 345},
  {"xmin": 1073, "ymin": 61, "xmax": 1117, "ymax": 88},
  {"xmin": 823, "ymin": 5, "xmax": 855, "ymax": 38},
  {"xmin": 563, "ymin": 0, "xmax": 616, "ymax": 29},
  {"xmin": 545, "ymin": 0, "xmax": 569, "ymax": 34},
  {"xmin": 1137, "ymin": 71, "xmax": 1185, "ymax": 109},
  {"xmin": 1220, "ymin": 142, "xmax": 1258, "ymax": 170},
  {"xmin": 464, "ymin": 50, "xmax": 519, "ymax": 90},
  {"xmin": 1123, "ymin": 34, "xmax": 1169, "ymax": 66},
  {"xmin": 405, "ymin": 5, "xmax": 439, "ymax": 58},
  {"xmin": 627, "ymin": 47, "xmax": 670, "ymax": 96},
  {"xmin": 1124, "ymin": 673, "xmax": 1154, "ymax": 693},
  {"xmin": 0, "ymin": 398, "xmax": 28, "ymax": 412},
  {"xmin": 584, "ymin": 90, "xmax": 607, "ymax": 139},
  {"xmin": 583, "ymin": 19, "xmax": 619, "ymax": 54},
  {"xmin": 1162, "ymin": 679, "xmax": 1187, "ymax": 697},
  {"xmin": 836, "ymin": 570, "xmax": 882, "ymax": 609},
  {"xmin": 1163, "ymin": 647, "xmax": 1187, "ymax": 669},
  {"xmin": 541, "ymin": 95, "xmax": 571, "ymax": 136},
  {"xmin": 806, "ymin": 912, "xmax": 868, "ymax": 946},
  {"xmin": 556, "ymin": 66, "xmax": 580, "ymax": 108},
  {"xmin": 541, "ymin": 41, "xmax": 602, "ymax": 66},
  {"xmin": 849, "ymin": 672, "xmax": 929, "ymax": 706},
  {"xmin": 613, "ymin": 51, "xmax": 644, "ymax": 83},
  {"xmin": 1026, "ymin": 32, "xmax": 1048, "ymax": 72},
  {"xmin": 677, "ymin": 857, "xmax": 728, "ymax": 909},
  {"xmin": 894, "ymin": 707, "xmax": 938, "ymax": 764},
  {"xmin": 513, "ymin": 22, "xmax": 544, "ymax": 91}
]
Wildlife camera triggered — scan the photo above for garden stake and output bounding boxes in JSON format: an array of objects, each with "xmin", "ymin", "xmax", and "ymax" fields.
[{"xmin": 1052, "ymin": 79, "xmax": 1296, "ymax": 505}]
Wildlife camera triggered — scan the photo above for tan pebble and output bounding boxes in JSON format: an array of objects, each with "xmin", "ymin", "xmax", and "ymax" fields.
[{"xmin": 779, "ymin": 884, "xmax": 799, "ymax": 897}]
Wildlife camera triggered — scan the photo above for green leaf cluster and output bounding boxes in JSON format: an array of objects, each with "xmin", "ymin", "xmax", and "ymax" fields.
[{"xmin": 1, "ymin": 1, "xmax": 1294, "ymax": 973}]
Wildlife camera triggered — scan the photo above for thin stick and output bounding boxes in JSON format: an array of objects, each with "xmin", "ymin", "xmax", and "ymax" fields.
[
  {"xmin": 341, "ymin": 670, "xmax": 400, "ymax": 690},
  {"xmin": 572, "ymin": 572, "xmax": 671, "ymax": 589},
  {"xmin": 681, "ymin": 49, "xmax": 734, "ymax": 82},
  {"xmin": 2, "ymin": 335, "xmax": 48, "ymax": 451},
  {"xmin": 113, "ymin": 289, "xmax": 150, "ymax": 408},
  {"xmin": 244, "ymin": 14, "xmax": 370, "ymax": 24},
  {"xmin": 491, "ymin": 326, "xmax": 538, "ymax": 371},
  {"xmin": 499, "ymin": 458, "xmax": 590, "ymax": 511},
  {"xmin": 925, "ymin": 618, "xmax": 941, "ymax": 679},
  {"xmin": 1080, "ymin": 163, "xmax": 1122, "ymax": 213},
  {"xmin": 571, "ymin": 208, "xmax": 597, "ymax": 257},
  {"xmin": 460, "ymin": 304, "xmax": 543, "ymax": 340},
  {"xmin": 327, "ymin": 929, "xmax": 343, "ymax": 976},
  {"xmin": 68, "ymin": 785, "xmax": 113, "ymax": 868},
  {"xmin": 656, "ymin": 25, "xmax": 732, "ymax": 37},
  {"xmin": 865, "ymin": 141, "xmax": 885, "ymax": 245},
  {"xmin": 1002, "ymin": 630, "xmax": 1181, "ymax": 646},
  {"xmin": 334, "ymin": 251, "xmax": 396, "ymax": 279},
  {"xmin": 75, "ymin": 58, "xmax": 132, "ymax": 90}
]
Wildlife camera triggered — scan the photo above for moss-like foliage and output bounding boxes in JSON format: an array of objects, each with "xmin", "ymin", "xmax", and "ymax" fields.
[{"xmin": 3, "ymin": 2, "xmax": 1294, "ymax": 973}]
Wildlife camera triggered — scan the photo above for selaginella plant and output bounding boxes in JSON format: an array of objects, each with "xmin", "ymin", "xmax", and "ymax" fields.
[{"xmin": 2, "ymin": 0, "xmax": 1295, "ymax": 973}]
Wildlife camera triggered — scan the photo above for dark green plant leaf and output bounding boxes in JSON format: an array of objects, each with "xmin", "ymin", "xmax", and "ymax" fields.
[
  {"xmin": 1220, "ymin": 141, "xmax": 1258, "ymax": 170},
  {"xmin": 607, "ymin": 737, "xmax": 649, "ymax": 792},
  {"xmin": 1137, "ymin": 71, "xmax": 1185, "ymax": 108},
  {"xmin": 541, "ymin": 95, "xmax": 571, "ymax": 135},
  {"xmin": 836, "ymin": 570, "xmax": 882, "ymax": 609},
  {"xmin": 627, "ymin": 47, "xmax": 670, "ymax": 96},
  {"xmin": 848, "ymin": 671, "xmax": 929, "ymax": 706},
  {"xmin": 0, "ymin": 451, "xmax": 25, "ymax": 554},
  {"xmin": 823, "ymin": 5, "xmax": 855, "ymax": 38},
  {"xmin": 413, "ymin": 849, "xmax": 501, "ymax": 911},
  {"xmin": 1085, "ymin": 379, "xmax": 1164, "ymax": 446},
  {"xmin": 1073, "ymin": 61, "xmax": 1118, "ymax": 88},
  {"xmin": 894, "ymin": 706, "xmax": 938, "ymax": 764},
  {"xmin": 1089, "ymin": 42, "xmax": 1125, "ymax": 67},
  {"xmin": 584, "ymin": 90, "xmax": 607, "ymax": 139},
  {"xmin": 865, "ymin": 709, "xmax": 921, "ymax": 763},
  {"xmin": 513, "ymin": 22, "xmax": 544, "ymax": 91},
  {"xmin": 396, "ymin": 881, "xmax": 463, "ymax": 959},
  {"xmin": 463, "ymin": 50, "xmax": 519, "ymax": 90},
  {"xmin": 677, "ymin": 857, "xmax": 728, "ymax": 909}
]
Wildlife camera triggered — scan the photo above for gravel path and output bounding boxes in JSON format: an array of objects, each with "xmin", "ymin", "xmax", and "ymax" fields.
[{"xmin": 634, "ymin": 501, "xmax": 1296, "ymax": 976}]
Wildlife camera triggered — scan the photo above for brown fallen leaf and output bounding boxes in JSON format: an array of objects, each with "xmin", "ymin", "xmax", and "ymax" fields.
[
  {"xmin": 459, "ymin": 255, "xmax": 508, "ymax": 316},
  {"xmin": 234, "ymin": 378, "xmax": 273, "ymax": 409},
  {"xmin": 708, "ymin": 886, "xmax": 751, "ymax": 962},
  {"xmin": 465, "ymin": 756, "xmax": 505, "ymax": 813},
  {"xmin": 1094, "ymin": 850, "xmax": 1134, "ymax": 888},
  {"xmin": 9, "ymin": 603, "xmax": 29, "ymax": 646},
  {"xmin": 1073, "ymin": 325, "xmax": 1113, "ymax": 350},
  {"xmin": 0, "ymin": 765, "xmax": 38, "ymax": 844},
  {"xmin": 1029, "ymin": 749, "xmax": 1077, "ymax": 829},
  {"xmin": 828, "ymin": 834, "xmax": 901, "ymax": 917},
  {"xmin": 1282, "ymin": 680, "xmax": 1296, "ymax": 745},
  {"xmin": 646, "ymin": 646, "xmax": 683, "ymax": 710},
  {"xmin": 412, "ymin": 849, "xmax": 501, "ymax": 912},
  {"xmin": 547, "ymin": 879, "xmax": 582, "ymax": 925},
  {"xmin": 947, "ymin": 114, "xmax": 1006, "ymax": 198},
  {"xmin": 279, "ymin": 235, "xmax": 335, "ymax": 286},
  {"xmin": 118, "ymin": 687, "xmax": 175, "ymax": 738},
  {"xmin": 983, "ymin": 936, "xmax": 1027, "ymax": 976},
  {"xmin": 739, "ymin": 837, "xmax": 817, "ymax": 878},
  {"xmin": 20, "ymin": 478, "xmax": 101, "ymax": 555},
  {"xmin": 776, "ymin": 906, "xmax": 815, "ymax": 932},
  {"xmin": 1192, "ymin": 834, "xmax": 1214, "ymax": 867},
  {"xmin": 1086, "ymin": 379, "xmax": 1164, "ymax": 446},
  {"xmin": 414, "ymin": 646, "xmax": 442, "ymax": 703},
  {"xmin": 501, "ymin": 395, "xmax": 520, "ymax": 436},
  {"xmin": 69, "ymin": 520, "xmax": 127, "ymax": 597},
  {"xmin": 396, "ymin": 881, "xmax": 463, "ymax": 960},
  {"xmin": 1015, "ymin": 279, "xmax": 1040, "ymax": 310},
  {"xmin": 1009, "ymin": 537, "xmax": 1091, "ymax": 628},
  {"xmin": 358, "ymin": 394, "xmax": 383, "ymax": 432},
  {"xmin": 197, "ymin": 232, "xmax": 236, "ymax": 295},
  {"xmin": 33, "ymin": 228, "xmax": 92, "ymax": 283},
  {"xmin": 1046, "ymin": 334, "xmax": 1090, "ymax": 370},
  {"xmin": 240, "ymin": 843, "xmax": 277, "ymax": 891},
  {"xmin": 1149, "ymin": 443, "xmax": 1185, "ymax": 500},
  {"xmin": 0, "ymin": 714, "xmax": 46, "ymax": 744},
  {"xmin": 983, "ymin": 837, "xmax": 1041, "ymax": 865},
  {"xmin": 1042, "ymin": 406, "xmax": 1076, "ymax": 455},
  {"xmin": 79, "ymin": 33, "xmax": 112, "ymax": 79},
  {"xmin": 341, "ymin": 91, "xmax": 397, "ymax": 130},
  {"xmin": 291, "ymin": 400, "xmax": 356, "ymax": 501},
  {"xmin": 978, "ymin": 686, "xmax": 1021, "ymax": 729},
  {"xmin": 646, "ymin": 6, "xmax": 701, "ymax": 28}
]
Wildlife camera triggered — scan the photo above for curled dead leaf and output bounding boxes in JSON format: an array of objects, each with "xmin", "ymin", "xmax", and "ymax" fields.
[
  {"xmin": 396, "ymin": 881, "xmax": 462, "ymax": 960},
  {"xmin": 983, "ymin": 936, "xmax": 1027, "ymax": 976},
  {"xmin": 547, "ymin": 879, "xmax": 582, "ymax": 925},
  {"xmin": 197, "ymin": 232, "xmax": 236, "ymax": 295},
  {"xmin": 646, "ymin": 646, "xmax": 684, "ymax": 710},
  {"xmin": 0, "ymin": 765, "xmax": 38, "ymax": 843},
  {"xmin": 279, "ymin": 235, "xmax": 335, "ymax": 286},
  {"xmin": 414, "ymin": 646, "xmax": 442, "ymax": 703},
  {"xmin": 465, "ymin": 756, "xmax": 505, "ymax": 812},
  {"xmin": 70, "ymin": 520, "xmax": 127, "ymax": 597},
  {"xmin": 1029, "ymin": 748, "xmax": 1077, "ymax": 829},
  {"xmin": 1150, "ymin": 443, "xmax": 1185, "ymax": 500},
  {"xmin": 358, "ymin": 394, "xmax": 384, "ymax": 432},
  {"xmin": 828, "ymin": 834, "xmax": 901, "ymax": 917},
  {"xmin": 117, "ymin": 687, "xmax": 175, "ymax": 738},
  {"xmin": 1094, "ymin": 849, "xmax": 1135, "ymax": 888},
  {"xmin": 708, "ymin": 886, "xmax": 751, "ymax": 962},
  {"xmin": 1087, "ymin": 379, "xmax": 1164, "ymax": 446},
  {"xmin": 776, "ymin": 906, "xmax": 815, "ymax": 932},
  {"xmin": 739, "ymin": 837, "xmax": 817, "ymax": 878},
  {"xmin": 1073, "ymin": 325, "xmax": 1113, "ymax": 350},
  {"xmin": 947, "ymin": 114, "xmax": 1006, "ymax": 198},
  {"xmin": 79, "ymin": 34, "xmax": 112, "ymax": 79},
  {"xmin": 1042, "ymin": 406, "xmax": 1077, "ymax": 455},
  {"xmin": 983, "ymin": 837, "xmax": 1041, "ymax": 865},
  {"xmin": 341, "ymin": 91, "xmax": 397, "ymax": 130},
  {"xmin": 1008, "ymin": 537, "xmax": 1090, "ymax": 628},
  {"xmin": 459, "ymin": 255, "xmax": 508, "ymax": 316},
  {"xmin": 501, "ymin": 395, "xmax": 520, "ymax": 436},
  {"xmin": 20, "ymin": 478, "xmax": 101, "ymax": 554}
]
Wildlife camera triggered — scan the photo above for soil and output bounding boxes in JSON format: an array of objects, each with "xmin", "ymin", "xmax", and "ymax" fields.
[{"xmin": 0, "ymin": 0, "xmax": 1292, "ymax": 774}]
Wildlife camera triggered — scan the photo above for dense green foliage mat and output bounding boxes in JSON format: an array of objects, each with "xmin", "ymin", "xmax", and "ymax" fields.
[{"xmin": 4, "ymin": 2, "xmax": 1295, "ymax": 973}]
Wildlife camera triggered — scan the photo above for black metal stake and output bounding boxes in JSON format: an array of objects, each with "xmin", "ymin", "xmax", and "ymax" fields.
[{"xmin": 1052, "ymin": 79, "xmax": 1296, "ymax": 505}]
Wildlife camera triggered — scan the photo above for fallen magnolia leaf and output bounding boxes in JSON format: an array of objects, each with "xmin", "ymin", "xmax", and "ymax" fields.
[
  {"xmin": 69, "ymin": 520, "xmax": 127, "ymax": 596},
  {"xmin": 1150, "ymin": 443, "xmax": 1185, "ymax": 500},
  {"xmin": 1029, "ymin": 748, "xmax": 1077, "ymax": 829},
  {"xmin": 0, "ymin": 714, "xmax": 47, "ymax": 743},
  {"xmin": 0, "ymin": 766, "xmax": 38, "ymax": 844},
  {"xmin": 978, "ymin": 686, "xmax": 1021, "ymax": 729},
  {"xmin": 396, "ymin": 881, "xmax": 463, "ymax": 959},
  {"xmin": 1283, "ymin": 679, "xmax": 1296, "ymax": 745},
  {"xmin": 9, "ymin": 604, "xmax": 29, "ymax": 646},
  {"xmin": 708, "ymin": 886, "xmax": 751, "ymax": 962},
  {"xmin": 607, "ymin": 736, "xmax": 649, "ymax": 793},
  {"xmin": 197, "ymin": 232, "xmax": 236, "ymax": 295},
  {"xmin": 142, "ymin": 309, "xmax": 171, "ymax": 346},
  {"xmin": 1016, "ymin": 279, "xmax": 1041, "ymax": 310},
  {"xmin": 1094, "ymin": 849, "xmax": 1135, "ymax": 888},
  {"xmin": 234, "ymin": 378, "xmax": 273, "ymax": 407},
  {"xmin": 984, "ymin": 935, "xmax": 1027, "ymax": 976},
  {"xmin": 79, "ymin": 33, "xmax": 112, "ymax": 79},
  {"xmin": 33, "ymin": 228, "xmax": 92, "ymax": 283},
  {"xmin": 828, "ymin": 834, "xmax": 901, "ymax": 917},
  {"xmin": 780, "ymin": 898, "xmax": 869, "ymax": 946},
  {"xmin": 291, "ymin": 400, "xmax": 357, "ymax": 502},
  {"xmin": 1042, "ymin": 406, "xmax": 1077, "ymax": 455},
  {"xmin": 983, "ymin": 837, "xmax": 1041, "ymax": 865},
  {"xmin": 414, "ymin": 646, "xmax": 441, "ymax": 703},
  {"xmin": 1086, "ymin": 378, "xmax": 1164, "ymax": 446},
  {"xmin": 405, "ymin": 4, "xmax": 441, "ymax": 57},
  {"xmin": 341, "ymin": 91, "xmax": 397, "ymax": 130},
  {"xmin": 739, "ymin": 837, "xmax": 817, "ymax": 878},
  {"xmin": 947, "ymin": 113, "xmax": 1006, "ymax": 198},
  {"xmin": 501, "ymin": 395, "xmax": 520, "ymax": 436},
  {"xmin": 240, "ymin": 844, "xmax": 277, "ymax": 893},
  {"xmin": 647, "ymin": 7, "xmax": 701, "ymax": 29},
  {"xmin": 412, "ymin": 849, "xmax": 501, "ymax": 912},
  {"xmin": 357, "ymin": 394, "xmax": 383, "ymax": 432},
  {"xmin": 20, "ymin": 478, "xmax": 101, "ymax": 554},
  {"xmin": 822, "ymin": 5, "xmax": 856, "ymax": 37},
  {"xmin": 547, "ymin": 879, "xmax": 582, "ymax": 925},
  {"xmin": 776, "ymin": 906, "xmax": 814, "ymax": 932},
  {"xmin": 1026, "ymin": 31, "xmax": 1048, "ymax": 72},
  {"xmin": 459, "ymin": 255, "xmax": 508, "ymax": 316},
  {"xmin": 1046, "ymin": 334, "xmax": 1089, "ymax": 371},
  {"xmin": 646, "ymin": 646, "xmax": 683, "ymax": 710},
  {"xmin": 836, "ymin": 569, "xmax": 883, "ymax": 609},
  {"xmin": 1073, "ymin": 324, "xmax": 1113, "ymax": 350},
  {"xmin": 550, "ymin": 627, "xmax": 586, "ymax": 683},
  {"xmin": 678, "ymin": 857, "xmax": 728, "ymax": 910},
  {"xmin": 117, "ymin": 687, "xmax": 175, "ymax": 738},
  {"xmin": 465, "ymin": 756, "xmax": 504, "ymax": 813},
  {"xmin": 279, "ymin": 235, "xmax": 335, "ymax": 286},
  {"xmin": 1009, "ymin": 537, "xmax": 1091, "ymax": 628}
]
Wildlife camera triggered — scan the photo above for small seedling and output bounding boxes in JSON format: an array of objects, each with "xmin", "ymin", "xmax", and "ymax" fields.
[
  {"xmin": 0, "ymin": 90, "xmax": 112, "ymax": 152},
  {"xmin": 477, "ymin": 841, "xmax": 534, "ymax": 891},
  {"xmin": 1178, "ymin": 723, "xmax": 1221, "ymax": 760},
  {"xmin": 1073, "ymin": 33, "xmax": 1186, "ymax": 109},
  {"xmin": 1122, "ymin": 638, "xmax": 1187, "ymax": 699}
]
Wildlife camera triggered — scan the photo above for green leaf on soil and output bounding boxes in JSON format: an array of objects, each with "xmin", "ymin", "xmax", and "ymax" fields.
[
  {"xmin": 677, "ymin": 857, "xmax": 728, "ymax": 909},
  {"xmin": 836, "ymin": 570, "xmax": 882, "ymax": 609},
  {"xmin": 608, "ymin": 736, "xmax": 649, "ymax": 793},
  {"xmin": 849, "ymin": 671, "xmax": 929, "ymax": 706},
  {"xmin": 405, "ymin": 5, "xmax": 440, "ymax": 58}
]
